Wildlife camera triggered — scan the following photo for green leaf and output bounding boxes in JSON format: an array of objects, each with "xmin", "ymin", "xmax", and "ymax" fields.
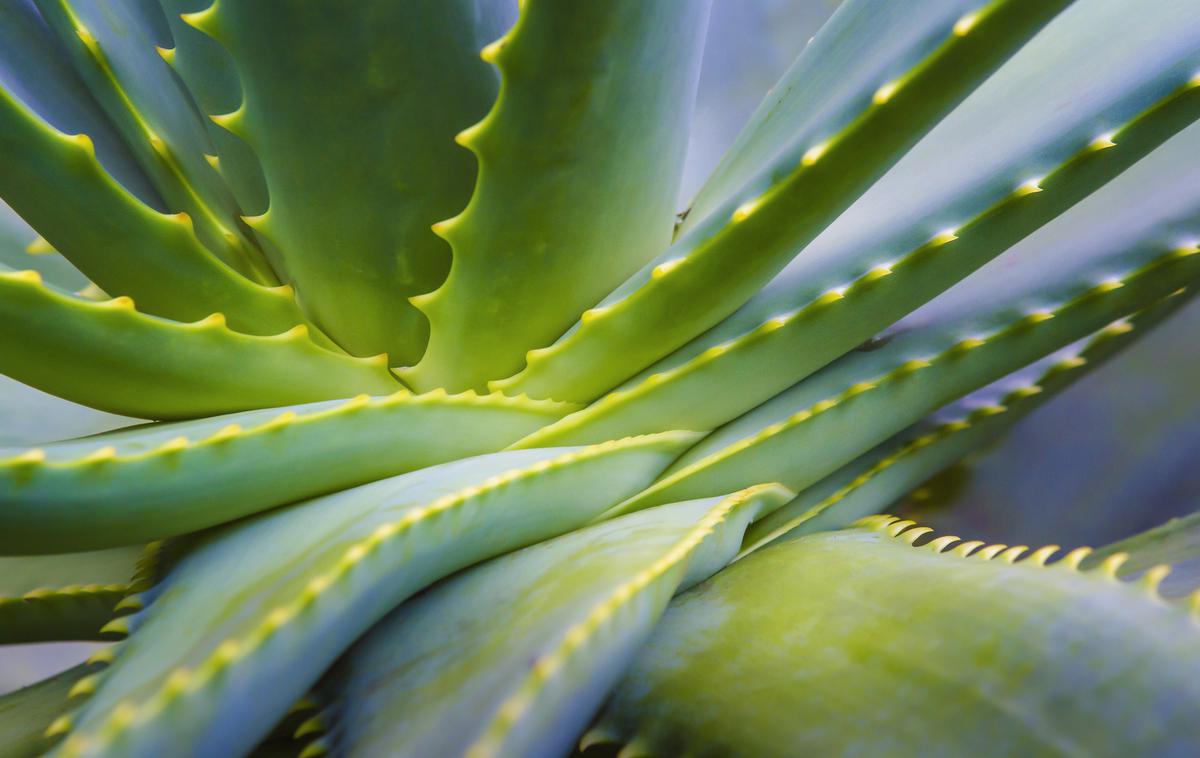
[
  {"xmin": 0, "ymin": 268, "xmax": 397, "ymax": 420},
  {"xmin": 403, "ymin": 0, "xmax": 711, "ymax": 392},
  {"xmin": 610, "ymin": 123, "xmax": 1200, "ymax": 515},
  {"xmin": 743, "ymin": 288, "xmax": 1195, "ymax": 554},
  {"xmin": 158, "ymin": 0, "xmax": 270, "ymax": 216},
  {"xmin": 0, "ymin": 84, "xmax": 308, "ymax": 336},
  {"xmin": 31, "ymin": 0, "xmax": 276, "ymax": 283},
  {"xmin": 55, "ymin": 432, "xmax": 697, "ymax": 757},
  {"xmin": 0, "ymin": 201, "xmax": 88, "ymax": 293},
  {"xmin": 1086, "ymin": 510, "xmax": 1200, "ymax": 599},
  {"xmin": 0, "ymin": 664, "xmax": 92, "ymax": 758},
  {"xmin": 317, "ymin": 484, "xmax": 791, "ymax": 757},
  {"xmin": 494, "ymin": 0, "xmax": 1073, "ymax": 404},
  {"xmin": 0, "ymin": 390, "xmax": 573, "ymax": 553},
  {"xmin": 181, "ymin": 0, "xmax": 498, "ymax": 363},
  {"xmin": 589, "ymin": 517, "xmax": 1200, "ymax": 756},
  {"xmin": 523, "ymin": 0, "xmax": 1200, "ymax": 445},
  {"xmin": 0, "ymin": 547, "xmax": 140, "ymax": 643},
  {"xmin": 0, "ymin": 0, "xmax": 161, "ymax": 207}
]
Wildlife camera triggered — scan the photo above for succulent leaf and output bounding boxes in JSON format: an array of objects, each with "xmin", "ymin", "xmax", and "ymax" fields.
[
  {"xmin": 1086, "ymin": 510, "xmax": 1200, "ymax": 599},
  {"xmin": 0, "ymin": 390, "xmax": 572, "ymax": 553},
  {"xmin": 54, "ymin": 433, "xmax": 696, "ymax": 757},
  {"xmin": 30, "ymin": 0, "xmax": 276, "ymax": 283},
  {"xmin": 403, "ymin": 0, "xmax": 712, "ymax": 393},
  {"xmin": 611, "ymin": 123, "xmax": 1200, "ymax": 514},
  {"xmin": 0, "ymin": 84, "xmax": 309, "ymax": 335},
  {"xmin": 318, "ymin": 485, "xmax": 791, "ymax": 757},
  {"xmin": 0, "ymin": 267, "xmax": 397, "ymax": 419},
  {"xmin": 0, "ymin": 0, "xmax": 161, "ymax": 207},
  {"xmin": 0, "ymin": 546, "xmax": 141, "ymax": 643},
  {"xmin": 0, "ymin": 664, "xmax": 93, "ymax": 758},
  {"xmin": 744, "ymin": 289, "xmax": 1195, "ymax": 554},
  {"xmin": 185, "ymin": 0, "xmax": 499, "ymax": 364},
  {"xmin": 526, "ymin": 0, "xmax": 1200, "ymax": 444},
  {"xmin": 591, "ymin": 517, "xmax": 1200, "ymax": 755},
  {"xmin": 494, "ymin": 0, "xmax": 1074, "ymax": 404}
]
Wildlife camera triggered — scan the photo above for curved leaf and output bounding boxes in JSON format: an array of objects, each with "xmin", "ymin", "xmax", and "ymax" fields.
[
  {"xmin": 31, "ymin": 0, "xmax": 276, "ymax": 282},
  {"xmin": 1084, "ymin": 511, "xmax": 1200, "ymax": 599},
  {"xmin": 0, "ymin": 0, "xmax": 160, "ymax": 206},
  {"xmin": 0, "ymin": 547, "xmax": 140, "ymax": 643},
  {"xmin": 590, "ymin": 517, "xmax": 1200, "ymax": 756},
  {"xmin": 0, "ymin": 390, "xmax": 572, "ymax": 553},
  {"xmin": 0, "ymin": 84, "xmax": 307, "ymax": 335},
  {"xmin": 317, "ymin": 485, "xmax": 791, "ymax": 758},
  {"xmin": 52, "ymin": 432, "xmax": 697, "ymax": 757},
  {"xmin": 744, "ymin": 288, "xmax": 1197, "ymax": 554},
  {"xmin": 0, "ymin": 268, "xmax": 396, "ymax": 419},
  {"xmin": 494, "ymin": 0, "xmax": 1073, "ymax": 403},
  {"xmin": 610, "ymin": 122, "xmax": 1200, "ymax": 515},
  {"xmin": 525, "ymin": 0, "xmax": 1200, "ymax": 445},
  {"xmin": 404, "ymin": 0, "xmax": 711, "ymax": 392},
  {"xmin": 0, "ymin": 664, "xmax": 91, "ymax": 758},
  {"xmin": 182, "ymin": 0, "xmax": 498, "ymax": 363}
]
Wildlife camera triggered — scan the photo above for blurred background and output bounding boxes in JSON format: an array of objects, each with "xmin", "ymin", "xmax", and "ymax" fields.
[{"xmin": 3, "ymin": 0, "xmax": 1198, "ymax": 693}]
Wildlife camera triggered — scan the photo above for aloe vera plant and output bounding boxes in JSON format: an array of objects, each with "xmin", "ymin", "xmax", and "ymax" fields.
[{"xmin": 2, "ymin": 0, "xmax": 1199, "ymax": 755}]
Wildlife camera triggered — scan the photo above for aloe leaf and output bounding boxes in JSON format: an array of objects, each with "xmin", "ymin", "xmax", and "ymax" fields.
[
  {"xmin": 156, "ymin": 0, "xmax": 268, "ymax": 215},
  {"xmin": 0, "ymin": 84, "xmax": 308, "ymax": 336},
  {"xmin": 0, "ymin": 390, "xmax": 572, "ymax": 553},
  {"xmin": 493, "ymin": 0, "xmax": 1073, "ymax": 403},
  {"xmin": 609, "ymin": 121, "xmax": 1200, "ymax": 515},
  {"xmin": 31, "ymin": 0, "xmax": 276, "ymax": 283},
  {"xmin": 680, "ymin": 0, "xmax": 983, "ymax": 232},
  {"xmin": 0, "ymin": 547, "xmax": 140, "ymax": 643},
  {"xmin": 1085, "ymin": 511, "xmax": 1200, "ymax": 599},
  {"xmin": 589, "ymin": 517, "xmax": 1200, "ymax": 756},
  {"xmin": 0, "ymin": 201, "xmax": 87, "ymax": 293},
  {"xmin": 0, "ymin": 0, "xmax": 160, "ymax": 207},
  {"xmin": 50, "ymin": 433, "xmax": 695, "ymax": 757},
  {"xmin": 744, "ymin": 289, "xmax": 1194, "ymax": 555},
  {"xmin": 402, "ymin": 0, "xmax": 712, "ymax": 393},
  {"xmin": 179, "ymin": 0, "xmax": 498, "ymax": 364},
  {"xmin": 524, "ymin": 0, "xmax": 1200, "ymax": 445},
  {"xmin": 0, "ymin": 268, "xmax": 396, "ymax": 420},
  {"xmin": 0, "ymin": 664, "xmax": 92, "ymax": 758},
  {"xmin": 316, "ymin": 484, "xmax": 791, "ymax": 758}
]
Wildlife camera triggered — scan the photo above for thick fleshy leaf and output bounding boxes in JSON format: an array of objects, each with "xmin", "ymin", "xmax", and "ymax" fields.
[
  {"xmin": 0, "ymin": 390, "xmax": 571, "ymax": 553},
  {"xmin": 1084, "ymin": 511, "xmax": 1200, "ymax": 599},
  {"xmin": 52, "ymin": 433, "xmax": 696, "ymax": 757},
  {"xmin": 0, "ymin": 201, "xmax": 88, "ymax": 292},
  {"xmin": 32, "ymin": 0, "xmax": 276, "ymax": 282},
  {"xmin": 524, "ymin": 0, "xmax": 1200, "ymax": 445},
  {"xmin": 0, "ymin": 268, "xmax": 396, "ymax": 419},
  {"xmin": 317, "ymin": 485, "xmax": 791, "ymax": 758},
  {"xmin": 898, "ymin": 294, "xmax": 1200, "ymax": 551},
  {"xmin": 0, "ymin": 664, "xmax": 91, "ymax": 758},
  {"xmin": 0, "ymin": 0, "xmax": 160, "ymax": 206},
  {"xmin": 589, "ymin": 517, "xmax": 1200, "ymax": 756},
  {"xmin": 0, "ymin": 547, "xmax": 140, "ymax": 643},
  {"xmin": 744, "ymin": 288, "xmax": 1196, "ymax": 554},
  {"xmin": 181, "ymin": 0, "xmax": 498, "ymax": 362},
  {"xmin": 0, "ymin": 84, "xmax": 307, "ymax": 335},
  {"xmin": 494, "ymin": 0, "xmax": 1073, "ymax": 403},
  {"xmin": 609, "ymin": 122, "xmax": 1200, "ymax": 515},
  {"xmin": 157, "ymin": 0, "xmax": 268, "ymax": 215},
  {"xmin": 681, "ymin": 0, "xmax": 984, "ymax": 231},
  {"xmin": 403, "ymin": 0, "xmax": 711, "ymax": 392}
]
